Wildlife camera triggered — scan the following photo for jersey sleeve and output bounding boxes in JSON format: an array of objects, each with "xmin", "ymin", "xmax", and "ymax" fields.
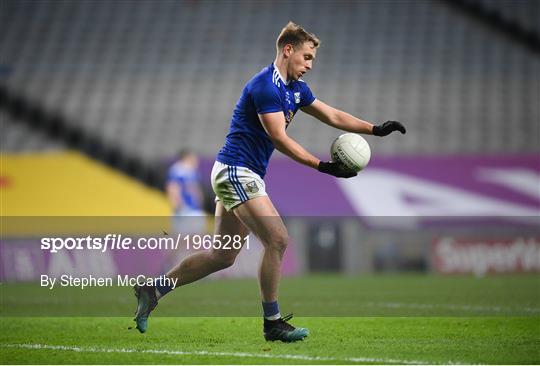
[
  {"xmin": 167, "ymin": 165, "xmax": 187, "ymax": 184},
  {"xmin": 250, "ymin": 79, "xmax": 283, "ymax": 114},
  {"xmin": 167, "ymin": 167, "xmax": 179, "ymax": 183},
  {"xmin": 298, "ymin": 81, "xmax": 316, "ymax": 108}
]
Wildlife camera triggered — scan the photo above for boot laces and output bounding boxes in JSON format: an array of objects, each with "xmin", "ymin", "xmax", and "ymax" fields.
[{"xmin": 277, "ymin": 313, "xmax": 296, "ymax": 331}]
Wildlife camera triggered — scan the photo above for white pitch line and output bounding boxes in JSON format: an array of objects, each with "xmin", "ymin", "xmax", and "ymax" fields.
[
  {"xmin": 289, "ymin": 301, "xmax": 540, "ymax": 314},
  {"xmin": 2, "ymin": 343, "xmax": 459, "ymax": 365},
  {"xmin": 362, "ymin": 302, "xmax": 540, "ymax": 314}
]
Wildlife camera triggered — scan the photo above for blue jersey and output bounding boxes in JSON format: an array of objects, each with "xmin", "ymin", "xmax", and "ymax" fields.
[
  {"xmin": 167, "ymin": 162, "xmax": 202, "ymax": 212},
  {"xmin": 216, "ymin": 63, "xmax": 316, "ymax": 178}
]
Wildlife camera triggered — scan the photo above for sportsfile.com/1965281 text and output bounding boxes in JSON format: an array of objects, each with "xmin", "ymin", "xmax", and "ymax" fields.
[{"xmin": 40, "ymin": 234, "xmax": 250, "ymax": 253}]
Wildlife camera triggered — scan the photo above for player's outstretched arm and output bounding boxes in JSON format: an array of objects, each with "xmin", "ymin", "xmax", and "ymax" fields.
[
  {"xmin": 301, "ymin": 100, "xmax": 406, "ymax": 136},
  {"xmin": 259, "ymin": 112, "xmax": 355, "ymax": 178}
]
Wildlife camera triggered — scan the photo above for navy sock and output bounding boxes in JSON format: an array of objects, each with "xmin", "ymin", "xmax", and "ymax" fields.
[
  {"xmin": 155, "ymin": 275, "xmax": 175, "ymax": 298},
  {"xmin": 262, "ymin": 301, "xmax": 280, "ymax": 320}
]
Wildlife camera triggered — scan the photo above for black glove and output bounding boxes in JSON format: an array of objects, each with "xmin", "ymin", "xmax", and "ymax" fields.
[
  {"xmin": 372, "ymin": 121, "xmax": 406, "ymax": 136},
  {"xmin": 318, "ymin": 161, "xmax": 357, "ymax": 178}
]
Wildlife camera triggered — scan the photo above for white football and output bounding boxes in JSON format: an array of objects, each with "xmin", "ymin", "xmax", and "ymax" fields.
[{"xmin": 330, "ymin": 133, "xmax": 371, "ymax": 172}]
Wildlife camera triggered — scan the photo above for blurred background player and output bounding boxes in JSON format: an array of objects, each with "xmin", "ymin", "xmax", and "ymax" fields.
[
  {"xmin": 166, "ymin": 149, "xmax": 205, "ymax": 232},
  {"xmin": 134, "ymin": 21, "xmax": 405, "ymax": 342},
  {"xmin": 162, "ymin": 149, "xmax": 206, "ymax": 271}
]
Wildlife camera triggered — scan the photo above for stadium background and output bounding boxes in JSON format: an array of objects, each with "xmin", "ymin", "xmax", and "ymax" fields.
[{"xmin": 0, "ymin": 0, "xmax": 539, "ymax": 364}]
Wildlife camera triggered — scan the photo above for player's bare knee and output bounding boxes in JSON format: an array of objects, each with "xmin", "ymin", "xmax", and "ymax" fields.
[
  {"xmin": 210, "ymin": 250, "xmax": 237, "ymax": 270},
  {"xmin": 268, "ymin": 232, "xmax": 289, "ymax": 256}
]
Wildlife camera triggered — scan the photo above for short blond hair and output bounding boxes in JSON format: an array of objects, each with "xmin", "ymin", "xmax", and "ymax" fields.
[{"xmin": 276, "ymin": 21, "xmax": 320, "ymax": 53}]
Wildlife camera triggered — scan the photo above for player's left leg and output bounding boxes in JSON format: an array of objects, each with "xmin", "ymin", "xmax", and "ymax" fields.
[
  {"xmin": 232, "ymin": 197, "xmax": 285, "ymax": 303},
  {"xmin": 232, "ymin": 196, "xmax": 309, "ymax": 342}
]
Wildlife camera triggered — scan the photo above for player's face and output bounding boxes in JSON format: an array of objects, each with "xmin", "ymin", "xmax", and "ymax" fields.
[
  {"xmin": 288, "ymin": 42, "xmax": 316, "ymax": 81},
  {"xmin": 182, "ymin": 153, "xmax": 199, "ymax": 168}
]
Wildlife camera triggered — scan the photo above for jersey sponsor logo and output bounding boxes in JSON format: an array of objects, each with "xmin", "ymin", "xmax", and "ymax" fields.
[
  {"xmin": 294, "ymin": 92, "xmax": 301, "ymax": 104},
  {"xmin": 284, "ymin": 110, "xmax": 294, "ymax": 129}
]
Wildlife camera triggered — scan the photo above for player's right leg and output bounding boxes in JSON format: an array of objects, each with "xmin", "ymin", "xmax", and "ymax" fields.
[
  {"xmin": 166, "ymin": 201, "xmax": 248, "ymax": 287},
  {"xmin": 133, "ymin": 201, "xmax": 248, "ymax": 333}
]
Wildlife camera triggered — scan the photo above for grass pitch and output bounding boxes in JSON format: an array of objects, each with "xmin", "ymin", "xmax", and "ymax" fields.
[{"xmin": 1, "ymin": 274, "xmax": 539, "ymax": 364}]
